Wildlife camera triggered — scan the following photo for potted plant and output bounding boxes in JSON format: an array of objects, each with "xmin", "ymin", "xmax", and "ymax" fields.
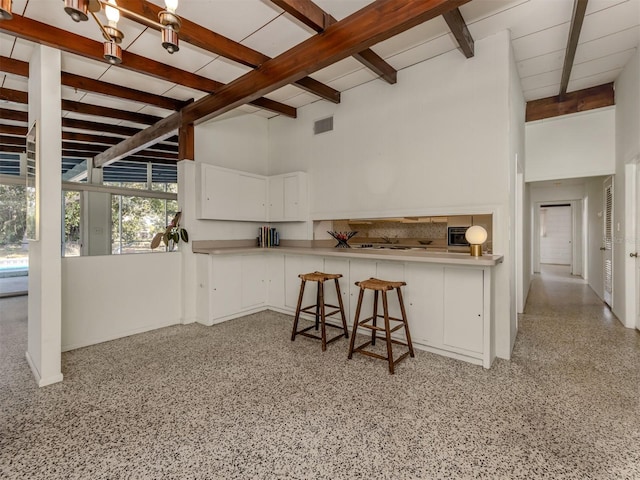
[{"xmin": 151, "ymin": 211, "xmax": 189, "ymax": 251}]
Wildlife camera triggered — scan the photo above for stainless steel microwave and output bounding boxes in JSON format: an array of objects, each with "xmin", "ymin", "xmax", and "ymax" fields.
[{"xmin": 447, "ymin": 226, "xmax": 470, "ymax": 247}]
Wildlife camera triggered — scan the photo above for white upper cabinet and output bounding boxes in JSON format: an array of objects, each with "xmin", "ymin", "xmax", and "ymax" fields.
[
  {"xmin": 268, "ymin": 172, "xmax": 308, "ymax": 222},
  {"xmin": 197, "ymin": 164, "xmax": 267, "ymax": 221}
]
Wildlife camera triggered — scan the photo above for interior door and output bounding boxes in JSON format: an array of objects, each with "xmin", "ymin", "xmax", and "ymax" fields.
[
  {"xmin": 636, "ymin": 167, "xmax": 640, "ymax": 330},
  {"xmin": 603, "ymin": 177, "xmax": 613, "ymax": 307}
]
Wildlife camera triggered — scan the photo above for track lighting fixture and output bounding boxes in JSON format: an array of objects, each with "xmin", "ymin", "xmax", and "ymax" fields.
[{"xmin": 61, "ymin": 0, "xmax": 181, "ymax": 63}]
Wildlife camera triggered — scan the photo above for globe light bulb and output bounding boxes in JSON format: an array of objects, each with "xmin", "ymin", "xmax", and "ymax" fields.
[
  {"xmin": 465, "ymin": 225, "xmax": 488, "ymax": 245},
  {"xmin": 164, "ymin": 0, "xmax": 178, "ymax": 13},
  {"xmin": 105, "ymin": 0, "xmax": 119, "ymax": 25}
]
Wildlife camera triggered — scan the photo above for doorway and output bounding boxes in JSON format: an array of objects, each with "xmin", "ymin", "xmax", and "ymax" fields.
[{"xmin": 539, "ymin": 204, "xmax": 573, "ymax": 268}]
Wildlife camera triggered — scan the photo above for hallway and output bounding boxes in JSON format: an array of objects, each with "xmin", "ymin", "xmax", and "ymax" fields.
[{"xmin": 0, "ymin": 265, "xmax": 639, "ymax": 479}]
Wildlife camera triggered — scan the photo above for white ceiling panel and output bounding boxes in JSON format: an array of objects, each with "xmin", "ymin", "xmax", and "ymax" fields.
[
  {"xmin": 60, "ymin": 53, "xmax": 111, "ymax": 80},
  {"xmin": 521, "ymin": 70, "xmax": 562, "ymax": 92},
  {"xmin": 310, "ymin": 57, "xmax": 364, "ymax": 84},
  {"xmin": 512, "ymin": 22, "xmax": 570, "ymax": 61},
  {"xmin": 575, "ymin": 26, "xmax": 640, "ymax": 63},
  {"xmin": 518, "ymin": 49, "xmax": 565, "ymax": 79},
  {"xmin": 242, "ymin": 14, "xmax": 313, "ymax": 58},
  {"xmin": 196, "ymin": 57, "xmax": 253, "ymax": 85},
  {"xmin": 315, "ymin": 0, "xmax": 374, "ymax": 20},
  {"xmin": 3, "ymin": 103, "xmax": 28, "ymax": 113},
  {"xmin": 523, "ymin": 84, "xmax": 560, "ymax": 102},
  {"xmin": 137, "ymin": 105, "xmax": 174, "ymax": 117},
  {"xmin": 10, "ymin": 0, "xmax": 28, "ymax": 16},
  {"xmin": 0, "ymin": 34, "xmax": 16, "ymax": 58},
  {"xmin": 279, "ymin": 92, "xmax": 318, "ymax": 109},
  {"xmin": 2, "ymin": 75, "xmax": 29, "ymax": 92},
  {"xmin": 98, "ymin": 67, "xmax": 176, "ymax": 96},
  {"xmin": 10, "ymin": 38, "xmax": 35, "ymax": 63},
  {"xmin": 586, "ymin": 0, "xmax": 632, "ymax": 16},
  {"xmin": 161, "ymin": 85, "xmax": 207, "ymax": 103},
  {"xmin": 78, "ymin": 93, "xmax": 148, "ymax": 113},
  {"xmin": 327, "ymin": 68, "xmax": 379, "ymax": 92},
  {"xmin": 384, "ymin": 35, "xmax": 458, "ymax": 71},
  {"xmin": 165, "ymin": 0, "xmax": 281, "ymax": 44},
  {"xmin": 0, "ymin": 119, "xmax": 28, "ymax": 127},
  {"xmin": 252, "ymin": 109, "xmax": 278, "ymax": 119},
  {"xmin": 61, "ymin": 86, "xmax": 88, "ymax": 102},
  {"xmin": 64, "ymin": 111, "xmax": 122, "ymax": 124},
  {"xmin": 567, "ymin": 69, "xmax": 623, "ymax": 92},
  {"xmin": 373, "ymin": 17, "xmax": 451, "ymax": 60},
  {"xmin": 571, "ymin": 48, "xmax": 636, "ymax": 79},
  {"xmin": 581, "ymin": 0, "xmax": 640, "ymax": 42},
  {"xmin": 264, "ymin": 84, "xmax": 307, "ymax": 103},
  {"xmin": 125, "ymin": 30, "xmax": 214, "ymax": 73},
  {"xmin": 116, "ymin": 120, "xmax": 149, "ymax": 129}
]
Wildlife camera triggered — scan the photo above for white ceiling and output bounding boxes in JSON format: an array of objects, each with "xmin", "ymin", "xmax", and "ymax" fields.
[{"xmin": 0, "ymin": 0, "xmax": 638, "ymax": 129}]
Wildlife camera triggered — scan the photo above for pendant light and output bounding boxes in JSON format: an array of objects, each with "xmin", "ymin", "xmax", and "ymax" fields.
[
  {"xmin": 159, "ymin": 0, "xmax": 181, "ymax": 54},
  {"xmin": 63, "ymin": 0, "xmax": 89, "ymax": 22},
  {"xmin": 102, "ymin": 0, "xmax": 123, "ymax": 64},
  {"xmin": 0, "ymin": 0, "xmax": 13, "ymax": 20}
]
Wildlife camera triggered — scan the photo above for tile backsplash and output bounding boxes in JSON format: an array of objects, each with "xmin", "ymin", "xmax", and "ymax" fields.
[{"xmin": 332, "ymin": 220, "xmax": 447, "ymax": 240}]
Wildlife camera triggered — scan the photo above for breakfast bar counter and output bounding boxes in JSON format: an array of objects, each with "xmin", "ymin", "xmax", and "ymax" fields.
[{"xmin": 191, "ymin": 240, "xmax": 503, "ymax": 369}]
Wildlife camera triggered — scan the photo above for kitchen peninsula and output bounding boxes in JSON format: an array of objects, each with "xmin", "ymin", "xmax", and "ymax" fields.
[{"xmin": 192, "ymin": 240, "xmax": 503, "ymax": 368}]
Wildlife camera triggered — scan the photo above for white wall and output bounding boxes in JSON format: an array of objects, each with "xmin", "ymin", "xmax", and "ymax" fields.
[
  {"xmin": 61, "ymin": 253, "xmax": 182, "ymax": 351},
  {"xmin": 268, "ymin": 31, "xmax": 516, "ymax": 360},
  {"xmin": 525, "ymin": 108, "xmax": 615, "ymax": 182},
  {"xmin": 614, "ymin": 47, "xmax": 640, "ymax": 327}
]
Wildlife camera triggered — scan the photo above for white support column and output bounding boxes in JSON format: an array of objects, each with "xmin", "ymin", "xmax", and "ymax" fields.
[
  {"xmin": 26, "ymin": 45, "xmax": 63, "ymax": 387},
  {"xmin": 178, "ymin": 160, "xmax": 197, "ymax": 324},
  {"xmin": 83, "ymin": 164, "xmax": 112, "ymax": 256}
]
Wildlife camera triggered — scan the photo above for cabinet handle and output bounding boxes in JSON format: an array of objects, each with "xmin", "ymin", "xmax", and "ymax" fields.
[
  {"xmin": 631, "ymin": 252, "xmax": 638, "ymax": 258},
  {"xmin": 600, "ymin": 247, "xmax": 606, "ymax": 251}
]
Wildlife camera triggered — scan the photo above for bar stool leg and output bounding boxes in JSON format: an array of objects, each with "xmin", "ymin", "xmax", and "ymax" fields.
[
  {"xmin": 396, "ymin": 286, "xmax": 415, "ymax": 357},
  {"xmin": 382, "ymin": 290, "xmax": 395, "ymax": 374},
  {"xmin": 334, "ymin": 278, "xmax": 349, "ymax": 339},
  {"xmin": 314, "ymin": 283, "xmax": 321, "ymax": 331},
  {"xmin": 319, "ymin": 281, "xmax": 327, "ymax": 351},
  {"xmin": 291, "ymin": 279, "xmax": 306, "ymax": 341},
  {"xmin": 348, "ymin": 288, "xmax": 364, "ymax": 359},
  {"xmin": 371, "ymin": 290, "xmax": 379, "ymax": 346}
]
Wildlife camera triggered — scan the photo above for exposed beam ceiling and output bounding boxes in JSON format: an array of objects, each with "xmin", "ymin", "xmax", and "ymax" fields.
[
  {"xmin": 94, "ymin": 0, "xmax": 470, "ymax": 167},
  {"xmin": 559, "ymin": 0, "xmax": 589, "ymax": 99},
  {"xmin": 525, "ymin": 83, "xmax": 614, "ymax": 122},
  {"xmin": 442, "ymin": 8, "xmax": 474, "ymax": 58},
  {"xmin": 116, "ymin": 0, "xmax": 340, "ymax": 104},
  {"xmin": 0, "ymin": 55, "xmax": 188, "ymax": 111},
  {"xmin": 0, "ymin": 14, "xmax": 297, "ymax": 118},
  {"xmin": 272, "ymin": 0, "xmax": 398, "ymax": 84}
]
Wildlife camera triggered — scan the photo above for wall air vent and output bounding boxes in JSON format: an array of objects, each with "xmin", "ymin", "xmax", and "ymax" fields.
[{"xmin": 313, "ymin": 116, "xmax": 333, "ymax": 135}]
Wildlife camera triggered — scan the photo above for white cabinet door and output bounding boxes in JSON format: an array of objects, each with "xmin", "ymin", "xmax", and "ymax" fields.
[
  {"xmin": 443, "ymin": 267, "xmax": 484, "ymax": 353},
  {"xmin": 211, "ymin": 255, "xmax": 242, "ymax": 320},
  {"xmin": 199, "ymin": 164, "xmax": 238, "ymax": 220},
  {"xmin": 284, "ymin": 254, "xmax": 324, "ymax": 311},
  {"xmin": 404, "ymin": 264, "xmax": 444, "ymax": 346},
  {"xmin": 349, "ymin": 259, "xmax": 377, "ymax": 327},
  {"xmin": 268, "ymin": 175, "xmax": 284, "ymax": 221},
  {"xmin": 241, "ymin": 254, "xmax": 267, "ymax": 309},
  {"xmin": 267, "ymin": 253, "xmax": 285, "ymax": 309},
  {"xmin": 283, "ymin": 174, "xmax": 300, "ymax": 220},
  {"xmin": 238, "ymin": 174, "xmax": 267, "ymax": 221},
  {"xmin": 376, "ymin": 261, "xmax": 405, "ymax": 322},
  {"xmin": 323, "ymin": 257, "xmax": 350, "ymax": 325}
]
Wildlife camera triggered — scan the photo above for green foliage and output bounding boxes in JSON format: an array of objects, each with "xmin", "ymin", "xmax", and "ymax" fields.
[{"xmin": 0, "ymin": 184, "xmax": 27, "ymax": 246}]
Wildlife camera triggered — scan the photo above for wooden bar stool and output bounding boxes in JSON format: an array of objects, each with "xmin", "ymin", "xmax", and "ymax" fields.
[
  {"xmin": 291, "ymin": 271, "xmax": 349, "ymax": 351},
  {"xmin": 348, "ymin": 278, "xmax": 415, "ymax": 374}
]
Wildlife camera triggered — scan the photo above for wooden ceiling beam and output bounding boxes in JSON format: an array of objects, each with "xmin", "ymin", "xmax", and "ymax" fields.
[
  {"xmin": 0, "ymin": 55, "xmax": 189, "ymax": 111},
  {"xmin": 94, "ymin": 114, "xmax": 182, "ymax": 167},
  {"xmin": 116, "ymin": 0, "xmax": 339, "ymax": 104},
  {"xmin": 0, "ymin": 135, "xmax": 24, "ymax": 146},
  {"xmin": 272, "ymin": 0, "xmax": 398, "ymax": 84},
  {"xmin": 0, "ymin": 125, "xmax": 27, "ymax": 136},
  {"xmin": 95, "ymin": 0, "xmax": 468, "ymax": 164},
  {"xmin": 526, "ymin": 82, "xmax": 614, "ymax": 122},
  {"xmin": 0, "ymin": 14, "xmax": 296, "ymax": 118},
  {"xmin": 0, "ymin": 87, "xmax": 163, "ymax": 125},
  {"xmin": 62, "ymin": 131, "xmax": 177, "ymax": 152},
  {"xmin": 559, "ymin": 0, "xmax": 589, "ymax": 98},
  {"xmin": 0, "ymin": 107, "xmax": 27, "ymax": 122},
  {"xmin": 442, "ymin": 8, "xmax": 474, "ymax": 58}
]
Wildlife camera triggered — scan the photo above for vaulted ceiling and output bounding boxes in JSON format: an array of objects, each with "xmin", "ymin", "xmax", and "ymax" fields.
[{"xmin": 0, "ymin": 0, "xmax": 638, "ymax": 171}]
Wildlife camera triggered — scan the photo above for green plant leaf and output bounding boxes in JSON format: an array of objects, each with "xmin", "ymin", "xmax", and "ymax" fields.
[{"xmin": 180, "ymin": 229, "xmax": 189, "ymax": 243}]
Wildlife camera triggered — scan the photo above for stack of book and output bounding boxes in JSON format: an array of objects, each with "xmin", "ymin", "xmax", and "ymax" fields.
[{"xmin": 258, "ymin": 226, "xmax": 279, "ymax": 248}]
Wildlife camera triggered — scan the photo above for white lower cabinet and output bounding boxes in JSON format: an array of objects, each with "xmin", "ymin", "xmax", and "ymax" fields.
[
  {"xmin": 283, "ymin": 254, "xmax": 324, "ymax": 311},
  {"xmin": 198, "ymin": 252, "xmax": 493, "ymax": 367},
  {"xmin": 404, "ymin": 263, "xmax": 444, "ymax": 346},
  {"xmin": 443, "ymin": 266, "xmax": 484, "ymax": 353}
]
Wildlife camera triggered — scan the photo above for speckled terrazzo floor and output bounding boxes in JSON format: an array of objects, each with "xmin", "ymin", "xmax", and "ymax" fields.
[{"xmin": 1, "ymin": 265, "xmax": 640, "ymax": 479}]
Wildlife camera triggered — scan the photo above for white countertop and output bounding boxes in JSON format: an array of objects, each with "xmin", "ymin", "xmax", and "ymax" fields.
[{"xmin": 192, "ymin": 244, "xmax": 504, "ymax": 267}]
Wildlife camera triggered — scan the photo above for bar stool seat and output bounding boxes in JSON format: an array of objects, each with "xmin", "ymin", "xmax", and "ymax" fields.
[
  {"xmin": 348, "ymin": 277, "xmax": 415, "ymax": 374},
  {"xmin": 291, "ymin": 271, "xmax": 349, "ymax": 351}
]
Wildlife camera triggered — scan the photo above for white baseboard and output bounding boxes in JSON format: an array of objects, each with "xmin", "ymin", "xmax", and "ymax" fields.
[{"xmin": 25, "ymin": 351, "xmax": 63, "ymax": 387}]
